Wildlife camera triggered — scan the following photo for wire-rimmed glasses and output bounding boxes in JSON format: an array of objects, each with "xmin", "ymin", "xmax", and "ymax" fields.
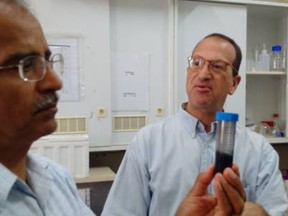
[
  {"xmin": 188, "ymin": 56, "xmax": 234, "ymax": 74},
  {"xmin": 0, "ymin": 53, "xmax": 64, "ymax": 82}
]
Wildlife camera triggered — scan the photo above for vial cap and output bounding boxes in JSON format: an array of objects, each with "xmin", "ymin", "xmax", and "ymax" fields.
[
  {"xmin": 272, "ymin": 45, "xmax": 282, "ymax": 52},
  {"xmin": 216, "ymin": 111, "xmax": 239, "ymax": 122}
]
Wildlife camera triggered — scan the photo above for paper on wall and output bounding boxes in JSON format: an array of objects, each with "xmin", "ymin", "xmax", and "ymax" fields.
[{"xmin": 112, "ymin": 52, "xmax": 150, "ymax": 111}]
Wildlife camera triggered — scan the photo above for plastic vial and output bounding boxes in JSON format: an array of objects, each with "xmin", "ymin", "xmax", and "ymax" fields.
[
  {"xmin": 259, "ymin": 43, "xmax": 270, "ymax": 71},
  {"xmin": 271, "ymin": 45, "xmax": 282, "ymax": 71},
  {"xmin": 215, "ymin": 112, "xmax": 239, "ymax": 173},
  {"xmin": 272, "ymin": 113, "xmax": 282, "ymax": 137}
]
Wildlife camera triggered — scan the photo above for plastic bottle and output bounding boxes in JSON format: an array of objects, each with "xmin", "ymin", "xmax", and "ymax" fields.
[
  {"xmin": 272, "ymin": 113, "xmax": 282, "ymax": 137},
  {"xmin": 259, "ymin": 43, "xmax": 270, "ymax": 71},
  {"xmin": 215, "ymin": 112, "xmax": 239, "ymax": 173},
  {"xmin": 271, "ymin": 45, "xmax": 282, "ymax": 71}
]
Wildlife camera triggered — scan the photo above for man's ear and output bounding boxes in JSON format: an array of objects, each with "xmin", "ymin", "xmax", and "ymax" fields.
[{"xmin": 229, "ymin": 75, "xmax": 241, "ymax": 95}]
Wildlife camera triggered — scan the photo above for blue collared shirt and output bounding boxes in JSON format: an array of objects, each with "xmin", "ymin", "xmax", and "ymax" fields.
[
  {"xmin": 0, "ymin": 153, "xmax": 95, "ymax": 216},
  {"xmin": 102, "ymin": 105, "xmax": 288, "ymax": 216}
]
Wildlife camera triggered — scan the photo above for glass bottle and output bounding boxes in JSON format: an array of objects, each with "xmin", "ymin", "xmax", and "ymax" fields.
[
  {"xmin": 272, "ymin": 113, "xmax": 282, "ymax": 137},
  {"xmin": 271, "ymin": 45, "xmax": 282, "ymax": 71}
]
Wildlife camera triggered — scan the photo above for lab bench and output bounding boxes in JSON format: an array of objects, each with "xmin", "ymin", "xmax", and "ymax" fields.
[{"xmin": 75, "ymin": 167, "xmax": 116, "ymax": 215}]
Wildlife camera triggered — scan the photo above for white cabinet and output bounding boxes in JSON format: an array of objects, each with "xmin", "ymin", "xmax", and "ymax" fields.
[
  {"xmin": 176, "ymin": 1, "xmax": 288, "ymax": 141},
  {"xmin": 109, "ymin": 0, "xmax": 171, "ymax": 148},
  {"xmin": 246, "ymin": 5, "xmax": 288, "ymax": 142}
]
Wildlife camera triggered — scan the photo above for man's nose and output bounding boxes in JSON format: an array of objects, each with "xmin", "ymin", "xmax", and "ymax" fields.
[
  {"xmin": 36, "ymin": 65, "xmax": 63, "ymax": 91},
  {"xmin": 198, "ymin": 62, "xmax": 212, "ymax": 81}
]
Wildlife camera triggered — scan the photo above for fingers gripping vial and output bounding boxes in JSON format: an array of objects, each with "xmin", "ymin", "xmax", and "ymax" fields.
[{"xmin": 215, "ymin": 112, "xmax": 239, "ymax": 173}]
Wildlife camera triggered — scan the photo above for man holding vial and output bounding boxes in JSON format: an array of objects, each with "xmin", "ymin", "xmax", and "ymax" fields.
[{"xmin": 102, "ymin": 33, "xmax": 288, "ymax": 216}]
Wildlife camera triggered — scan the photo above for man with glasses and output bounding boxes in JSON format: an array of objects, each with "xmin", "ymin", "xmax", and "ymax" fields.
[
  {"xmin": 0, "ymin": 0, "xmax": 95, "ymax": 215},
  {"xmin": 102, "ymin": 33, "xmax": 288, "ymax": 215}
]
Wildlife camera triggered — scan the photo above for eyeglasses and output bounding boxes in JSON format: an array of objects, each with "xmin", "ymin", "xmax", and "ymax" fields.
[
  {"xmin": 187, "ymin": 56, "xmax": 234, "ymax": 74},
  {"xmin": 0, "ymin": 53, "xmax": 64, "ymax": 82}
]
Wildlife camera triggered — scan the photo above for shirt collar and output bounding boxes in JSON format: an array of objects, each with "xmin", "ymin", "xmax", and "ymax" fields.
[
  {"xmin": 0, "ymin": 153, "xmax": 53, "ymax": 209},
  {"xmin": 26, "ymin": 153, "xmax": 53, "ymax": 208},
  {"xmin": 179, "ymin": 102, "xmax": 217, "ymax": 137},
  {"xmin": 0, "ymin": 163, "xmax": 18, "ymax": 202}
]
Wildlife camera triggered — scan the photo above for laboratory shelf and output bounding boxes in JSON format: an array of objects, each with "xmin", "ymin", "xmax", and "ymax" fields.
[
  {"xmin": 247, "ymin": 71, "xmax": 286, "ymax": 75},
  {"xmin": 267, "ymin": 137, "xmax": 288, "ymax": 144}
]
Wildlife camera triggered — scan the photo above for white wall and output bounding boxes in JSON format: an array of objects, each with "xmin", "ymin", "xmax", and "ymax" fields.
[
  {"xmin": 29, "ymin": 0, "xmax": 113, "ymax": 148},
  {"xmin": 27, "ymin": 0, "xmax": 171, "ymax": 149}
]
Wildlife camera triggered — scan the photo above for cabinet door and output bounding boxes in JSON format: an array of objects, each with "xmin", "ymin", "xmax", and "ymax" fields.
[
  {"xmin": 110, "ymin": 0, "xmax": 171, "ymax": 147},
  {"xmin": 176, "ymin": 1, "xmax": 247, "ymax": 125}
]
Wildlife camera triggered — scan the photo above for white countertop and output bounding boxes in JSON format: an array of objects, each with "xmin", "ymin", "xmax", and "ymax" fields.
[{"xmin": 74, "ymin": 167, "xmax": 116, "ymax": 184}]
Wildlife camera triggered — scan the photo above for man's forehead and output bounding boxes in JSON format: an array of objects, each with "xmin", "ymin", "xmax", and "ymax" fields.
[
  {"xmin": 192, "ymin": 37, "xmax": 236, "ymax": 60},
  {"xmin": 195, "ymin": 37, "xmax": 229, "ymax": 49},
  {"xmin": 0, "ymin": 11, "xmax": 48, "ymax": 64}
]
